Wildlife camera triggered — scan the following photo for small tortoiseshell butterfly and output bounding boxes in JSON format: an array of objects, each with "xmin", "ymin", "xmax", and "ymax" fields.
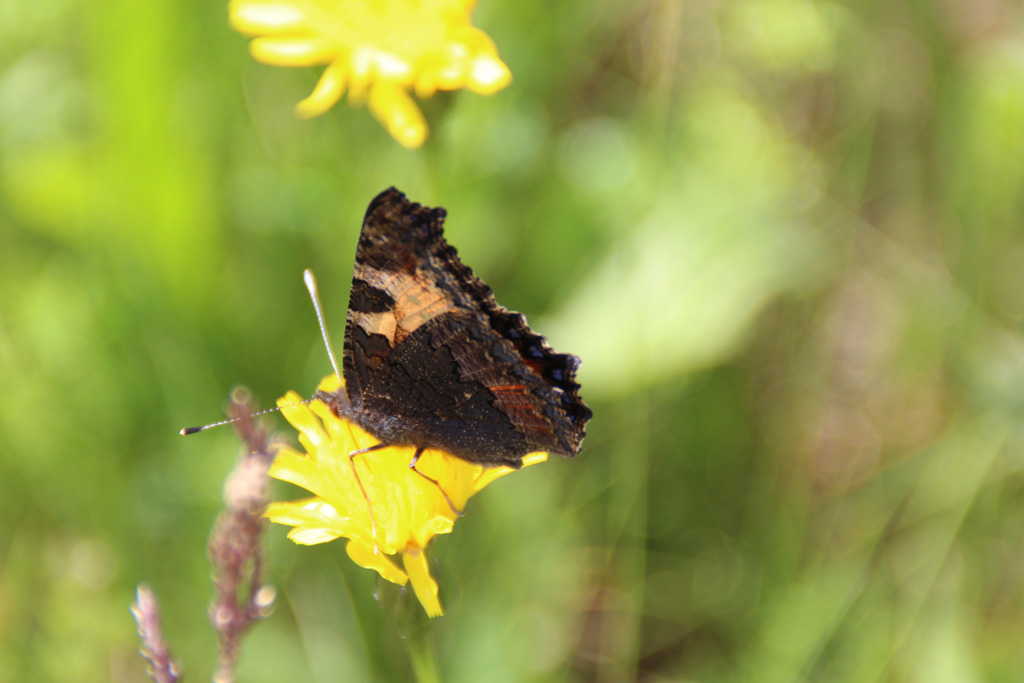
[{"xmin": 319, "ymin": 188, "xmax": 592, "ymax": 472}]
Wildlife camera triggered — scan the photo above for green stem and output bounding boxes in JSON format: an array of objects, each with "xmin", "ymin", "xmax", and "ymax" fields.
[{"xmin": 403, "ymin": 626, "xmax": 440, "ymax": 683}]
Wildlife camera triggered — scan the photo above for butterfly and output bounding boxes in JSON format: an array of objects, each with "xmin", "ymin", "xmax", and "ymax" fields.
[{"xmin": 314, "ymin": 188, "xmax": 591, "ymax": 510}]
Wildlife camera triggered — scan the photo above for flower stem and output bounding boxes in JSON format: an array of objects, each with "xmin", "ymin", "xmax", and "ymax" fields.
[{"xmin": 403, "ymin": 626, "xmax": 440, "ymax": 683}]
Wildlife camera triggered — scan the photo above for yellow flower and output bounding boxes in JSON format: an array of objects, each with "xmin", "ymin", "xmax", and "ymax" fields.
[
  {"xmin": 229, "ymin": 0, "xmax": 513, "ymax": 149},
  {"xmin": 265, "ymin": 374, "xmax": 547, "ymax": 617}
]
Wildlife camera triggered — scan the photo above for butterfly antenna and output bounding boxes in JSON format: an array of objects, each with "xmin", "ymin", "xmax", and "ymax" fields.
[
  {"xmin": 304, "ymin": 268, "xmax": 344, "ymax": 384},
  {"xmin": 179, "ymin": 399, "xmax": 315, "ymax": 435}
]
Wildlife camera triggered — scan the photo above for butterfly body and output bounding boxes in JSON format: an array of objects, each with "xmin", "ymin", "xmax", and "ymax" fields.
[{"xmin": 317, "ymin": 188, "xmax": 591, "ymax": 469}]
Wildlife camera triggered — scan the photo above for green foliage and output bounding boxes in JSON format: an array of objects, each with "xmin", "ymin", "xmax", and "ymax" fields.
[{"xmin": 3, "ymin": 0, "xmax": 1024, "ymax": 680}]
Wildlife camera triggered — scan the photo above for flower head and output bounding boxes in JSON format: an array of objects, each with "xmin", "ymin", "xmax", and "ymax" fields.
[
  {"xmin": 229, "ymin": 0, "xmax": 513, "ymax": 149},
  {"xmin": 266, "ymin": 374, "xmax": 547, "ymax": 617}
]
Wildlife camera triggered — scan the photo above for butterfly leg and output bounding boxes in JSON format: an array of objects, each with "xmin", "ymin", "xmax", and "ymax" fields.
[
  {"xmin": 349, "ymin": 443, "xmax": 388, "ymax": 544},
  {"xmin": 408, "ymin": 447, "xmax": 464, "ymax": 517}
]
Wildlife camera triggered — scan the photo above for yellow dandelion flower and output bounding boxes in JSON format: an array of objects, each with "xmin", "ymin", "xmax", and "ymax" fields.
[
  {"xmin": 265, "ymin": 374, "xmax": 547, "ymax": 617},
  {"xmin": 229, "ymin": 0, "xmax": 513, "ymax": 149}
]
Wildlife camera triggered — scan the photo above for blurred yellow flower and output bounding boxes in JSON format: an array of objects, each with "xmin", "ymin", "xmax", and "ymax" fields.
[
  {"xmin": 266, "ymin": 375, "xmax": 547, "ymax": 617},
  {"xmin": 229, "ymin": 0, "xmax": 512, "ymax": 149}
]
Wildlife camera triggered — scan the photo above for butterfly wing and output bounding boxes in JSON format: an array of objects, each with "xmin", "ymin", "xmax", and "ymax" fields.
[{"xmin": 327, "ymin": 188, "xmax": 591, "ymax": 467}]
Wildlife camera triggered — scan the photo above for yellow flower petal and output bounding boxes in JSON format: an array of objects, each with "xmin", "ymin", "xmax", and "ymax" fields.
[
  {"xmin": 447, "ymin": 24, "xmax": 496, "ymax": 54},
  {"xmin": 278, "ymin": 391, "xmax": 328, "ymax": 448},
  {"xmin": 250, "ymin": 36, "xmax": 337, "ymax": 66},
  {"xmin": 472, "ymin": 452, "xmax": 549, "ymax": 493},
  {"xmin": 367, "ymin": 83, "xmax": 428, "ymax": 150},
  {"xmin": 466, "ymin": 54, "xmax": 511, "ymax": 95},
  {"xmin": 316, "ymin": 373, "xmax": 342, "ymax": 393},
  {"xmin": 266, "ymin": 447, "xmax": 316, "ymax": 488},
  {"xmin": 403, "ymin": 546, "xmax": 443, "ymax": 618},
  {"xmin": 347, "ymin": 540, "xmax": 409, "ymax": 585},
  {"xmin": 266, "ymin": 500, "xmax": 347, "ymax": 544},
  {"xmin": 521, "ymin": 452, "xmax": 550, "ymax": 468},
  {"xmin": 229, "ymin": 1, "xmax": 308, "ymax": 33},
  {"xmin": 413, "ymin": 69, "xmax": 440, "ymax": 100},
  {"xmin": 265, "ymin": 498, "xmax": 332, "ymax": 526},
  {"xmin": 296, "ymin": 60, "xmax": 349, "ymax": 119},
  {"xmin": 287, "ymin": 526, "xmax": 343, "ymax": 545}
]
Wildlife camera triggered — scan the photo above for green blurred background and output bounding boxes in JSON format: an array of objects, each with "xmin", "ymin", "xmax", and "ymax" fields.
[{"xmin": 4, "ymin": 0, "xmax": 1024, "ymax": 680}]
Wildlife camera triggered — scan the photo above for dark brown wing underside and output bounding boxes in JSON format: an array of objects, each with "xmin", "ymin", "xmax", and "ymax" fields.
[{"xmin": 325, "ymin": 187, "xmax": 592, "ymax": 467}]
